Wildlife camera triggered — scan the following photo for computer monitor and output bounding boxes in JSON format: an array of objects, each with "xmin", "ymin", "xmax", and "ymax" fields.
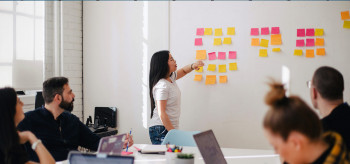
[
  {"xmin": 35, "ymin": 91, "xmax": 44, "ymax": 109},
  {"xmin": 68, "ymin": 151, "xmax": 134, "ymax": 164},
  {"xmin": 95, "ymin": 107, "xmax": 117, "ymax": 128}
]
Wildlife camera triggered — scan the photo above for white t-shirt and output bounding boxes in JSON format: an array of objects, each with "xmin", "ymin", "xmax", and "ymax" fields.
[{"xmin": 149, "ymin": 72, "xmax": 181, "ymax": 129}]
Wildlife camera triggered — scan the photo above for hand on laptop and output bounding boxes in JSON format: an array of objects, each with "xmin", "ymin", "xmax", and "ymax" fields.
[{"xmin": 123, "ymin": 133, "xmax": 134, "ymax": 149}]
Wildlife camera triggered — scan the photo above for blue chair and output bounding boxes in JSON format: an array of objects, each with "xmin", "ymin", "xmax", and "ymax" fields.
[{"xmin": 161, "ymin": 129, "xmax": 200, "ymax": 147}]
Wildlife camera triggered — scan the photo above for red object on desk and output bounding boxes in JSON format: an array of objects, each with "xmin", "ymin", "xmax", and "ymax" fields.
[
  {"xmin": 133, "ymin": 146, "xmax": 141, "ymax": 151},
  {"xmin": 122, "ymin": 151, "xmax": 133, "ymax": 155}
]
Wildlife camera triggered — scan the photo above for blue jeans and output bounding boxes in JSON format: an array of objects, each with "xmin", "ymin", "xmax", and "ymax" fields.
[{"xmin": 149, "ymin": 125, "xmax": 168, "ymax": 145}]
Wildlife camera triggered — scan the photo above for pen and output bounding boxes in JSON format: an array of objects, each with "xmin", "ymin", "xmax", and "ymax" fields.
[{"xmin": 126, "ymin": 128, "xmax": 132, "ymax": 152}]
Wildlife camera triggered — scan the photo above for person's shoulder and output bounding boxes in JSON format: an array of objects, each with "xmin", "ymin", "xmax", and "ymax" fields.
[
  {"xmin": 62, "ymin": 111, "xmax": 80, "ymax": 121},
  {"xmin": 154, "ymin": 79, "xmax": 169, "ymax": 89}
]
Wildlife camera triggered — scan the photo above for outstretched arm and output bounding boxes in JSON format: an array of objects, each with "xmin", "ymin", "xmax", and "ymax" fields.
[{"xmin": 176, "ymin": 61, "xmax": 204, "ymax": 80}]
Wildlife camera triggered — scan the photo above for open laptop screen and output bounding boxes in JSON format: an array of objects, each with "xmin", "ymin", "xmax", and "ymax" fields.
[{"xmin": 68, "ymin": 152, "xmax": 134, "ymax": 164}]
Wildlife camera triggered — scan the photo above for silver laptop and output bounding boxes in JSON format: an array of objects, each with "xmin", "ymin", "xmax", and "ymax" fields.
[
  {"xmin": 97, "ymin": 133, "xmax": 126, "ymax": 155},
  {"xmin": 68, "ymin": 151, "xmax": 134, "ymax": 164},
  {"xmin": 193, "ymin": 130, "xmax": 227, "ymax": 164}
]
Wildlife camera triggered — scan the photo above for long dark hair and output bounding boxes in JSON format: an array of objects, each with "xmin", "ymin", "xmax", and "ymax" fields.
[
  {"xmin": 149, "ymin": 50, "xmax": 170, "ymax": 118},
  {"xmin": 0, "ymin": 87, "xmax": 22, "ymax": 163}
]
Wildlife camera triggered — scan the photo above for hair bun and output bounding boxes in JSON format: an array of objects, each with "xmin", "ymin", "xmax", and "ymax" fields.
[{"xmin": 265, "ymin": 81, "xmax": 286, "ymax": 106}]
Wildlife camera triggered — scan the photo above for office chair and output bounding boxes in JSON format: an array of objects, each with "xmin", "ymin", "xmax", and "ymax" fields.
[
  {"xmin": 35, "ymin": 91, "xmax": 44, "ymax": 109},
  {"xmin": 161, "ymin": 129, "xmax": 200, "ymax": 147}
]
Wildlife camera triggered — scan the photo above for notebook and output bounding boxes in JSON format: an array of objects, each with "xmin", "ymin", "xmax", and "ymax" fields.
[
  {"xmin": 139, "ymin": 145, "xmax": 166, "ymax": 154},
  {"xmin": 97, "ymin": 133, "xmax": 126, "ymax": 155},
  {"xmin": 193, "ymin": 130, "xmax": 227, "ymax": 164},
  {"xmin": 68, "ymin": 151, "xmax": 134, "ymax": 164}
]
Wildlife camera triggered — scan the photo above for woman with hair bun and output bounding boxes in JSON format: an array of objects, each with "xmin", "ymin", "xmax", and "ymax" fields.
[{"xmin": 263, "ymin": 81, "xmax": 350, "ymax": 164}]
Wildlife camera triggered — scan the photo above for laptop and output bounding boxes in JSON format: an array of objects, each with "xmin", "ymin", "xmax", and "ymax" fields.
[
  {"xmin": 97, "ymin": 133, "xmax": 127, "ymax": 155},
  {"xmin": 68, "ymin": 151, "xmax": 134, "ymax": 164},
  {"xmin": 193, "ymin": 130, "xmax": 227, "ymax": 164}
]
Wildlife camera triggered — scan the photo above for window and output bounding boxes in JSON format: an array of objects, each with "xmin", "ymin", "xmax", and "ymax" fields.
[{"xmin": 0, "ymin": 2, "xmax": 44, "ymax": 90}]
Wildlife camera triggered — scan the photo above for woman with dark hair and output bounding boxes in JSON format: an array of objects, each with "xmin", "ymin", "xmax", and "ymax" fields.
[
  {"xmin": 0, "ymin": 87, "xmax": 55, "ymax": 164},
  {"xmin": 148, "ymin": 50, "xmax": 204, "ymax": 144},
  {"xmin": 263, "ymin": 82, "xmax": 350, "ymax": 164}
]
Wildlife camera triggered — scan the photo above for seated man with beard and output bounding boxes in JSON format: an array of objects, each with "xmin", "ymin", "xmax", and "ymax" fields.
[{"xmin": 18, "ymin": 77, "xmax": 133, "ymax": 162}]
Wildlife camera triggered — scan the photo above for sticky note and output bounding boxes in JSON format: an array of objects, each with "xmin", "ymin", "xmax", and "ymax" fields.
[
  {"xmin": 218, "ymin": 52, "xmax": 226, "ymax": 59},
  {"xmin": 260, "ymin": 39, "xmax": 269, "ymax": 48},
  {"xmin": 272, "ymin": 48, "xmax": 281, "ymax": 52},
  {"xmin": 306, "ymin": 49, "xmax": 315, "ymax": 58},
  {"xmin": 205, "ymin": 75, "xmax": 216, "ymax": 85},
  {"xmin": 215, "ymin": 28, "xmax": 223, "ymax": 36},
  {"xmin": 207, "ymin": 64, "xmax": 216, "ymax": 71},
  {"xmin": 344, "ymin": 21, "xmax": 350, "ymax": 29},
  {"xmin": 195, "ymin": 66, "xmax": 203, "ymax": 72},
  {"xmin": 214, "ymin": 38, "xmax": 222, "ymax": 45},
  {"xmin": 306, "ymin": 28, "xmax": 315, "ymax": 36},
  {"xmin": 316, "ymin": 48, "xmax": 325, "ymax": 56},
  {"xmin": 259, "ymin": 49, "xmax": 268, "ymax": 57},
  {"xmin": 227, "ymin": 27, "xmax": 235, "ymax": 35},
  {"xmin": 296, "ymin": 39, "xmax": 305, "ymax": 47},
  {"xmin": 271, "ymin": 34, "xmax": 282, "ymax": 45},
  {"xmin": 196, "ymin": 50, "xmax": 206, "ymax": 60},
  {"xmin": 195, "ymin": 38, "xmax": 202, "ymax": 46},
  {"xmin": 315, "ymin": 38, "xmax": 324, "ymax": 46},
  {"xmin": 208, "ymin": 52, "xmax": 216, "ymax": 60},
  {"xmin": 297, "ymin": 29, "xmax": 305, "ymax": 37},
  {"xmin": 204, "ymin": 28, "xmax": 212, "ymax": 35},
  {"xmin": 271, "ymin": 27, "xmax": 280, "ymax": 34},
  {"xmin": 194, "ymin": 75, "xmax": 202, "ymax": 81},
  {"xmin": 306, "ymin": 38, "xmax": 315, "ymax": 47},
  {"xmin": 315, "ymin": 29, "xmax": 324, "ymax": 36},
  {"xmin": 228, "ymin": 51, "xmax": 237, "ymax": 59},
  {"xmin": 218, "ymin": 64, "xmax": 227, "ymax": 73},
  {"xmin": 229, "ymin": 63, "xmax": 237, "ymax": 71},
  {"xmin": 341, "ymin": 11, "xmax": 350, "ymax": 20},
  {"xmin": 261, "ymin": 27, "xmax": 270, "ymax": 35},
  {"xmin": 219, "ymin": 76, "xmax": 227, "ymax": 83},
  {"xmin": 251, "ymin": 28, "xmax": 259, "ymax": 35},
  {"xmin": 251, "ymin": 38, "xmax": 259, "ymax": 46},
  {"xmin": 294, "ymin": 49, "xmax": 303, "ymax": 56},
  {"xmin": 196, "ymin": 28, "xmax": 204, "ymax": 35},
  {"xmin": 223, "ymin": 37, "xmax": 232, "ymax": 45}
]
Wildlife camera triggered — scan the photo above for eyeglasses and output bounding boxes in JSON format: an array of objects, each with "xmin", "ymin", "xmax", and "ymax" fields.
[{"xmin": 306, "ymin": 80, "xmax": 312, "ymax": 88}]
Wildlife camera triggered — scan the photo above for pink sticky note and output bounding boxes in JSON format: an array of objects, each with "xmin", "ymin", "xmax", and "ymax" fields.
[
  {"xmin": 306, "ymin": 28, "xmax": 315, "ymax": 36},
  {"xmin": 306, "ymin": 38, "xmax": 315, "ymax": 47},
  {"xmin": 271, "ymin": 27, "xmax": 280, "ymax": 34},
  {"xmin": 297, "ymin": 29, "xmax": 305, "ymax": 37},
  {"xmin": 296, "ymin": 39, "xmax": 305, "ymax": 47},
  {"xmin": 196, "ymin": 28, "xmax": 204, "ymax": 35},
  {"xmin": 261, "ymin": 27, "xmax": 269, "ymax": 35},
  {"xmin": 251, "ymin": 28, "xmax": 259, "ymax": 35},
  {"xmin": 218, "ymin": 52, "xmax": 226, "ymax": 59},
  {"xmin": 208, "ymin": 52, "xmax": 216, "ymax": 60},
  {"xmin": 229, "ymin": 51, "xmax": 237, "ymax": 59},
  {"xmin": 122, "ymin": 151, "xmax": 133, "ymax": 155},
  {"xmin": 195, "ymin": 38, "xmax": 202, "ymax": 46}
]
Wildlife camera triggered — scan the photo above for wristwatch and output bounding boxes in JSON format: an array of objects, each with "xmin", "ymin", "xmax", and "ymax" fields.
[{"xmin": 31, "ymin": 139, "xmax": 42, "ymax": 150}]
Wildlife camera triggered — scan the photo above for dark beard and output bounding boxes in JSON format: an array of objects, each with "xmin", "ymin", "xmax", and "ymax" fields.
[{"xmin": 59, "ymin": 97, "xmax": 74, "ymax": 112}]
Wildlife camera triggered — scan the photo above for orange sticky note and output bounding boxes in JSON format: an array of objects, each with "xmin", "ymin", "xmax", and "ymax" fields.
[
  {"xmin": 260, "ymin": 39, "xmax": 269, "ymax": 48},
  {"xmin": 316, "ymin": 48, "xmax": 325, "ymax": 56},
  {"xmin": 194, "ymin": 75, "xmax": 203, "ymax": 81},
  {"xmin": 315, "ymin": 38, "xmax": 324, "ymax": 46},
  {"xmin": 306, "ymin": 49, "xmax": 315, "ymax": 58},
  {"xmin": 205, "ymin": 75, "xmax": 216, "ymax": 85},
  {"xmin": 271, "ymin": 34, "xmax": 282, "ymax": 45},
  {"xmin": 195, "ymin": 66, "xmax": 203, "ymax": 73},
  {"xmin": 251, "ymin": 38, "xmax": 259, "ymax": 46},
  {"xmin": 227, "ymin": 27, "xmax": 235, "ymax": 35},
  {"xmin": 259, "ymin": 49, "xmax": 268, "ymax": 57},
  {"xmin": 196, "ymin": 50, "xmax": 207, "ymax": 60},
  {"xmin": 294, "ymin": 49, "xmax": 303, "ymax": 56},
  {"xmin": 341, "ymin": 11, "xmax": 350, "ymax": 20},
  {"xmin": 223, "ymin": 37, "xmax": 232, "ymax": 45},
  {"xmin": 219, "ymin": 76, "xmax": 227, "ymax": 83},
  {"xmin": 229, "ymin": 63, "xmax": 237, "ymax": 71},
  {"xmin": 214, "ymin": 38, "xmax": 222, "ymax": 45}
]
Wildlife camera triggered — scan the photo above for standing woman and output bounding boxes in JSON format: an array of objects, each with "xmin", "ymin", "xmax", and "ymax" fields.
[
  {"xmin": 0, "ymin": 87, "xmax": 55, "ymax": 164},
  {"xmin": 149, "ymin": 50, "xmax": 204, "ymax": 144}
]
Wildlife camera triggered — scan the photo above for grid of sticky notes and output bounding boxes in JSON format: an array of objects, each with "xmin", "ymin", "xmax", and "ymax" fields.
[
  {"xmin": 341, "ymin": 10, "xmax": 350, "ymax": 29},
  {"xmin": 294, "ymin": 28, "xmax": 325, "ymax": 57},
  {"xmin": 251, "ymin": 27, "xmax": 282, "ymax": 57},
  {"xmin": 195, "ymin": 27, "xmax": 238, "ymax": 85}
]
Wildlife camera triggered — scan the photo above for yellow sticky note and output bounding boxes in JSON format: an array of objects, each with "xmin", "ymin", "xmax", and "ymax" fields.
[
  {"xmin": 218, "ymin": 64, "xmax": 226, "ymax": 73},
  {"xmin": 315, "ymin": 29, "xmax": 324, "ymax": 36},
  {"xmin": 259, "ymin": 49, "xmax": 268, "ymax": 57},
  {"xmin": 251, "ymin": 38, "xmax": 259, "ymax": 46},
  {"xmin": 204, "ymin": 28, "xmax": 212, "ymax": 35},
  {"xmin": 315, "ymin": 38, "xmax": 324, "ymax": 46},
  {"xmin": 316, "ymin": 48, "xmax": 325, "ymax": 56},
  {"xmin": 344, "ymin": 21, "xmax": 350, "ymax": 29},
  {"xmin": 215, "ymin": 28, "xmax": 223, "ymax": 36},
  {"xmin": 260, "ymin": 39, "xmax": 269, "ymax": 48},
  {"xmin": 227, "ymin": 27, "xmax": 235, "ymax": 35},
  {"xmin": 195, "ymin": 66, "xmax": 203, "ymax": 73},
  {"xmin": 306, "ymin": 49, "xmax": 315, "ymax": 58},
  {"xmin": 341, "ymin": 11, "xmax": 350, "ymax": 20},
  {"xmin": 229, "ymin": 63, "xmax": 237, "ymax": 71},
  {"xmin": 205, "ymin": 75, "xmax": 216, "ymax": 85},
  {"xmin": 294, "ymin": 49, "xmax": 303, "ymax": 56},
  {"xmin": 207, "ymin": 64, "xmax": 216, "ymax": 71},
  {"xmin": 196, "ymin": 50, "xmax": 207, "ymax": 60},
  {"xmin": 223, "ymin": 37, "xmax": 232, "ymax": 45},
  {"xmin": 219, "ymin": 76, "xmax": 227, "ymax": 83},
  {"xmin": 214, "ymin": 38, "xmax": 222, "ymax": 45},
  {"xmin": 272, "ymin": 48, "xmax": 281, "ymax": 52},
  {"xmin": 194, "ymin": 75, "xmax": 202, "ymax": 81},
  {"xmin": 271, "ymin": 34, "xmax": 282, "ymax": 45}
]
